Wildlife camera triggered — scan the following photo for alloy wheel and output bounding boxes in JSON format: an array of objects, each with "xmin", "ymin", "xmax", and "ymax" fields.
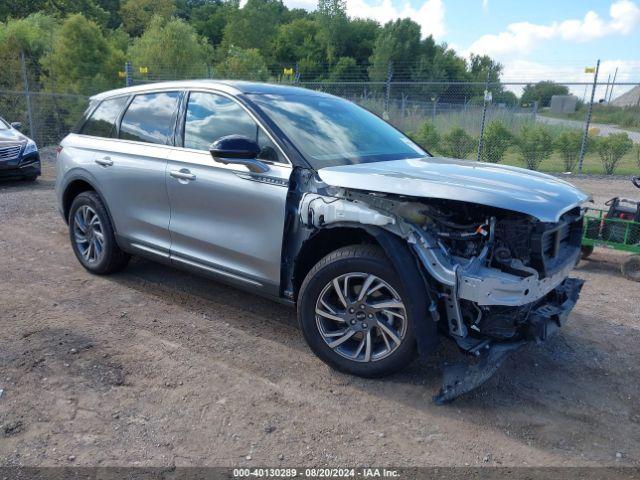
[
  {"xmin": 73, "ymin": 205, "xmax": 105, "ymax": 264},
  {"xmin": 314, "ymin": 272, "xmax": 407, "ymax": 363}
]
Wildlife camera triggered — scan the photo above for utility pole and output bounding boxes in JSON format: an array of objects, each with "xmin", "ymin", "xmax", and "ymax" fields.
[
  {"xmin": 125, "ymin": 61, "xmax": 133, "ymax": 87},
  {"xmin": 19, "ymin": 51, "xmax": 35, "ymax": 140},
  {"xmin": 578, "ymin": 59, "xmax": 600, "ymax": 174},
  {"xmin": 476, "ymin": 67, "xmax": 492, "ymax": 162},
  {"xmin": 603, "ymin": 73, "xmax": 611, "ymax": 104},
  {"xmin": 383, "ymin": 62, "xmax": 392, "ymax": 120},
  {"xmin": 608, "ymin": 67, "xmax": 618, "ymax": 103}
]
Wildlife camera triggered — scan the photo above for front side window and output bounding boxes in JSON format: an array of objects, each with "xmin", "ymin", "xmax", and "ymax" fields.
[
  {"xmin": 184, "ymin": 92, "xmax": 280, "ymax": 162},
  {"xmin": 250, "ymin": 93, "xmax": 427, "ymax": 169},
  {"xmin": 119, "ymin": 91, "xmax": 180, "ymax": 144},
  {"xmin": 81, "ymin": 97, "xmax": 128, "ymax": 138}
]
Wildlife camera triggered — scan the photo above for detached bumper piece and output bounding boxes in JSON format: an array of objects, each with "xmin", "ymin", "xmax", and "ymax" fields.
[{"xmin": 433, "ymin": 277, "xmax": 584, "ymax": 405}]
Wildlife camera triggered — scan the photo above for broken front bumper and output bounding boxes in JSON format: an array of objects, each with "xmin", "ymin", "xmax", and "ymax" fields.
[{"xmin": 434, "ymin": 277, "xmax": 584, "ymax": 404}]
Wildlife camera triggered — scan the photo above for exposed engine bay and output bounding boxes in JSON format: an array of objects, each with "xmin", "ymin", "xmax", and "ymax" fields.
[{"xmin": 290, "ymin": 173, "xmax": 585, "ymax": 403}]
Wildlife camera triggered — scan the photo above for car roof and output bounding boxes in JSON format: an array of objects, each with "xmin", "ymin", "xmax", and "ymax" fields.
[{"xmin": 90, "ymin": 80, "xmax": 332, "ymax": 101}]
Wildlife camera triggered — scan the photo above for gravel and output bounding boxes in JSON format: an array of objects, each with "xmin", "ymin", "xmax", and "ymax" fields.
[{"xmin": 0, "ymin": 158, "xmax": 638, "ymax": 467}]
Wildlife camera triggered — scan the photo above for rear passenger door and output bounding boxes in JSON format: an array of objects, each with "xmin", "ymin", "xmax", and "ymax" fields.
[
  {"xmin": 165, "ymin": 91, "xmax": 292, "ymax": 296},
  {"xmin": 97, "ymin": 91, "xmax": 181, "ymax": 255}
]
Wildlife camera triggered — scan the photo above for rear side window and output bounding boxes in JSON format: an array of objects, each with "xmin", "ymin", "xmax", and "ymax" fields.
[
  {"xmin": 119, "ymin": 91, "xmax": 180, "ymax": 145},
  {"xmin": 80, "ymin": 97, "xmax": 128, "ymax": 137}
]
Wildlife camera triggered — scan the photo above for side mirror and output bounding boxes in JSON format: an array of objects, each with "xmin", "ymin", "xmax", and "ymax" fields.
[
  {"xmin": 209, "ymin": 135, "xmax": 269, "ymax": 173},
  {"xmin": 10, "ymin": 122, "xmax": 22, "ymax": 130}
]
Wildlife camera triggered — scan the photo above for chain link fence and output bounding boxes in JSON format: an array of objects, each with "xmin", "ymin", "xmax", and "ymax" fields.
[{"xmin": 2, "ymin": 57, "xmax": 639, "ymax": 175}]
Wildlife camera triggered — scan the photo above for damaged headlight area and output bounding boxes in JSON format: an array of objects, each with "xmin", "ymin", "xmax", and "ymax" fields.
[{"xmin": 298, "ymin": 187, "xmax": 585, "ymax": 402}]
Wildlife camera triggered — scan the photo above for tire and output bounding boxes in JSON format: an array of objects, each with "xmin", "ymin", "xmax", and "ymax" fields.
[
  {"xmin": 581, "ymin": 245, "xmax": 594, "ymax": 259},
  {"xmin": 298, "ymin": 245, "xmax": 417, "ymax": 378},
  {"xmin": 621, "ymin": 255, "xmax": 640, "ymax": 282},
  {"xmin": 23, "ymin": 175, "xmax": 38, "ymax": 182},
  {"xmin": 68, "ymin": 191, "xmax": 130, "ymax": 275}
]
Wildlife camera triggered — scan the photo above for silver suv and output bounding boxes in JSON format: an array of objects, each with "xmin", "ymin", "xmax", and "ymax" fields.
[{"xmin": 56, "ymin": 81, "xmax": 588, "ymax": 402}]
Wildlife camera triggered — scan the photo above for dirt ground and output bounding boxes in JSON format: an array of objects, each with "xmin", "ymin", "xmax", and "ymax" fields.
[{"xmin": 1, "ymin": 155, "xmax": 639, "ymax": 468}]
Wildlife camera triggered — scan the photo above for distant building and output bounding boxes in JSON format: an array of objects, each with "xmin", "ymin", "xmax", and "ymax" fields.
[
  {"xmin": 550, "ymin": 95, "xmax": 578, "ymax": 114},
  {"xmin": 611, "ymin": 86, "xmax": 640, "ymax": 107}
]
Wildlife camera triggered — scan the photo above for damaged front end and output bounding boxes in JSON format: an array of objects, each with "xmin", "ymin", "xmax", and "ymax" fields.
[{"xmin": 293, "ymin": 175, "xmax": 585, "ymax": 403}]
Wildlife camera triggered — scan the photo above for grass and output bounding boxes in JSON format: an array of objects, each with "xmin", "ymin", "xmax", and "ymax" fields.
[
  {"xmin": 424, "ymin": 143, "xmax": 639, "ymax": 175},
  {"xmin": 359, "ymin": 98, "xmax": 640, "ymax": 176}
]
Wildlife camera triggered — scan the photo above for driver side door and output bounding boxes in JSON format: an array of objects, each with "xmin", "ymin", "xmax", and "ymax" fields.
[{"xmin": 165, "ymin": 90, "xmax": 292, "ymax": 296}]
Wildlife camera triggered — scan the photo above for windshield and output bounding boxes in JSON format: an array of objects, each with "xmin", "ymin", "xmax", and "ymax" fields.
[
  {"xmin": 250, "ymin": 93, "xmax": 427, "ymax": 168},
  {"xmin": 0, "ymin": 117, "xmax": 9, "ymax": 130}
]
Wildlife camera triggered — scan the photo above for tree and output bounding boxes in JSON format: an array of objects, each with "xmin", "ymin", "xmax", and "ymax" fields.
[
  {"xmin": 595, "ymin": 133, "xmax": 633, "ymax": 175},
  {"xmin": 1, "ymin": 0, "xmax": 110, "ymax": 26},
  {"xmin": 521, "ymin": 81, "xmax": 569, "ymax": 107},
  {"xmin": 317, "ymin": 0, "xmax": 348, "ymax": 64},
  {"xmin": 369, "ymin": 19, "xmax": 421, "ymax": 82},
  {"xmin": 442, "ymin": 127, "xmax": 475, "ymax": 159},
  {"xmin": 328, "ymin": 56, "xmax": 360, "ymax": 81},
  {"xmin": 215, "ymin": 46, "xmax": 269, "ymax": 81},
  {"xmin": 412, "ymin": 121, "xmax": 440, "ymax": 153},
  {"xmin": 554, "ymin": 130, "xmax": 583, "ymax": 172},
  {"xmin": 272, "ymin": 18, "xmax": 321, "ymax": 65},
  {"xmin": 41, "ymin": 13, "xmax": 123, "ymax": 94},
  {"xmin": 189, "ymin": 0, "xmax": 232, "ymax": 48},
  {"xmin": 0, "ymin": 13, "xmax": 59, "ymax": 88},
  {"xmin": 120, "ymin": 0, "xmax": 175, "ymax": 37},
  {"xmin": 342, "ymin": 18, "xmax": 379, "ymax": 67},
  {"xmin": 516, "ymin": 124, "xmax": 553, "ymax": 170},
  {"xmin": 221, "ymin": 0, "xmax": 286, "ymax": 61},
  {"xmin": 480, "ymin": 120, "xmax": 511, "ymax": 163},
  {"xmin": 0, "ymin": 0, "xmax": 47, "ymax": 23},
  {"xmin": 128, "ymin": 16, "xmax": 213, "ymax": 79}
]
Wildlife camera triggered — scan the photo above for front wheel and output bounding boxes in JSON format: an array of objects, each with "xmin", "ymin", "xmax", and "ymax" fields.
[{"xmin": 297, "ymin": 245, "xmax": 416, "ymax": 378}]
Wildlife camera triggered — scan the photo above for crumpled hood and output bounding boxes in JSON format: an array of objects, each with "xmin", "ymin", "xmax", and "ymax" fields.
[{"xmin": 317, "ymin": 157, "xmax": 589, "ymax": 222}]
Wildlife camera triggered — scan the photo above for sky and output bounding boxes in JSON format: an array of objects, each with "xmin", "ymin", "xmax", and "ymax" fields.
[{"xmin": 275, "ymin": 0, "xmax": 640, "ymax": 97}]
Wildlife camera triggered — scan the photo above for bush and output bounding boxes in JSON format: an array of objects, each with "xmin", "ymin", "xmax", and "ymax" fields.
[
  {"xmin": 554, "ymin": 130, "xmax": 583, "ymax": 172},
  {"xmin": 635, "ymin": 144, "xmax": 640, "ymax": 169},
  {"xmin": 516, "ymin": 124, "xmax": 553, "ymax": 171},
  {"xmin": 412, "ymin": 121, "xmax": 440, "ymax": 153},
  {"xmin": 441, "ymin": 127, "xmax": 475, "ymax": 159},
  {"xmin": 480, "ymin": 120, "xmax": 511, "ymax": 163},
  {"xmin": 595, "ymin": 133, "xmax": 634, "ymax": 175}
]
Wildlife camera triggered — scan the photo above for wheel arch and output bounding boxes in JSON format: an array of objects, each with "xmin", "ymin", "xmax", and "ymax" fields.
[
  {"xmin": 293, "ymin": 225, "xmax": 379, "ymax": 300},
  {"xmin": 61, "ymin": 177, "xmax": 117, "ymax": 236},
  {"xmin": 293, "ymin": 223, "xmax": 439, "ymax": 357}
]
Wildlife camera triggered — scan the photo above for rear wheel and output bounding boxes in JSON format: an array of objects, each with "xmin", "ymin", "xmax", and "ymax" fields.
[
  {"xmin": 621, "ymin": 255, "xmax": 640, "ymax": 282},
  {"xmin": 68, "ymin": 191, "xmax": 130, "ymax": 274},
  {"xmin": 298, "ymin": 245, "xmax": 416, "ymax": 378},
  {"xmin": 23, "ymin": 175, "xmax": 38, "ymax": 182},
  {"xmin": 581, "ymin": 245, "xmax": 594, "ymax": 259}
]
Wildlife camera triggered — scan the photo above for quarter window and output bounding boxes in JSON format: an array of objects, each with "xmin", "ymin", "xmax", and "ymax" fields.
[
  {"xmin": 119, "ymin": 92, "xmax": 180, "ymax": 145},
  {"xmin": 184, "ymin": 92, "xmax": 280, "ymax": 162},
  {"xmin": 80, "ymin": 97, "xmax": 128, "ymax": 137}
]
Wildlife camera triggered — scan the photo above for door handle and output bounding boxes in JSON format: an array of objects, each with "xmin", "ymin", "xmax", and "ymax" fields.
[
  {"xmin": 95, "ymin": 156, "xmax": 113, "ymax": 167},
  {"xmin": 170, "ymin": 169, "xmax": 196, "ymax": 181}
]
